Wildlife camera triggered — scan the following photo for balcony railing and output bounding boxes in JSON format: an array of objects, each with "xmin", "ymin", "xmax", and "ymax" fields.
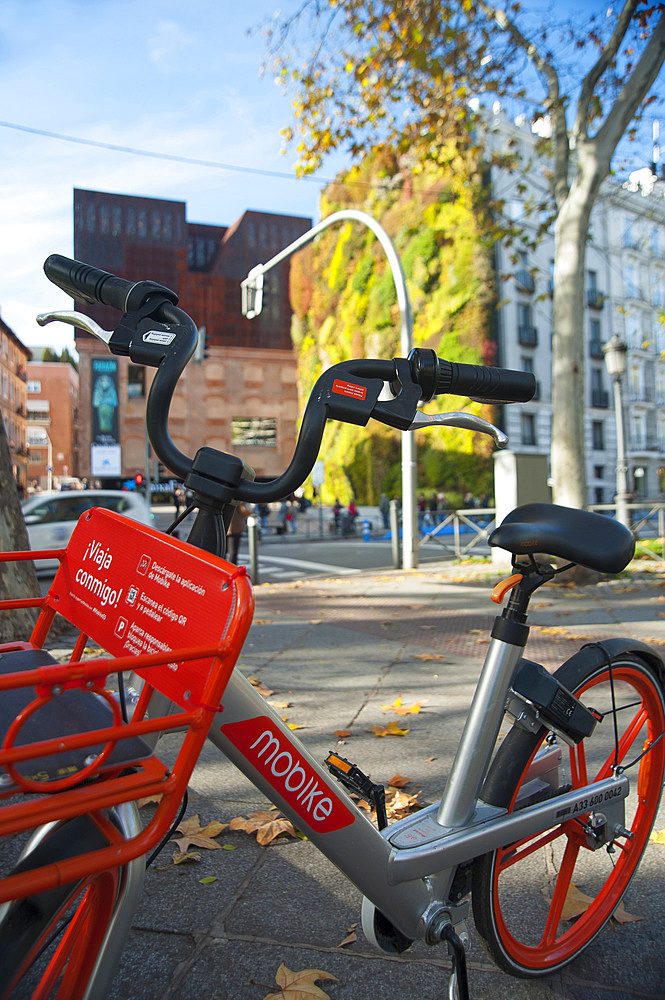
[
  {"xmin": 591, "ymin": 388, "xmax": 609, "ymax": 408},
  {"xmin": 518, "ymin": 325, "xmax": 538, "ymax": 347},
  {"xmin": 515, "ymin": 270, "xmax": 535, "ymax": 294},
  {"xmin": 589, "ymin": 340, "xmax": 604, "ymax": 360},
  {"xmin": 586, "ymin": 290, "xmax": 605, "ymax": 310}
]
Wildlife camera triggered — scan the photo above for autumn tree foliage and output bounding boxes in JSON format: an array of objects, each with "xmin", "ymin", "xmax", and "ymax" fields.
[
  {"xmin": 290, "ymin": 147, "xmax": 497, "ymax": 504},
  {"xmin": 267, "ymin": 0, "xmax": 665, "ymax": 509}
]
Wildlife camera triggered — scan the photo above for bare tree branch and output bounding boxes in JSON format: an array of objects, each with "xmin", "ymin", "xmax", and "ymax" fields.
[
  {"xmin": 593, "ymin": 9, "xmax": 665, "ymax": 157},
  {"xmin": 573, "ymin": 0, "xmax": 640, "ymax": 140}
]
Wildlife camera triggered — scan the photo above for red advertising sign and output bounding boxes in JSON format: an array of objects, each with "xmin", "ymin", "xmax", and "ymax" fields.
[{"xmin": 49, "ymin": 508, "xmax": 252, "ymax": 708}]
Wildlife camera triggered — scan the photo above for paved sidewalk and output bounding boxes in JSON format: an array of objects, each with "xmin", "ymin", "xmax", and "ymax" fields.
[{"xmin": 56, "ymin": 561, "xmax": 665, "ymax": 998}]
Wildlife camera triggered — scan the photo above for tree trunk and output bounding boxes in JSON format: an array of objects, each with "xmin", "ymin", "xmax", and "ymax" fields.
[
  {"xmin": 550, "ymin": 148, "xmax": 605, "ymax": 510},
  {"xmin": 0, "ymin": 420, "xmax": 39, "ymax": 641}
]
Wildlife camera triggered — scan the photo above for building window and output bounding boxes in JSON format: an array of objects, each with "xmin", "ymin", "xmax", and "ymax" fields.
[
  {"xmin": 517, "ymin": 303, "xmax": 537, "ymax": 346},
  {"xmin": 521, "ymin": 413, "xmax": 536, "ymax": 446},
  {"xmin": 231, "ymin": 417, "xmax": 277, "ymax": 447},
  {"xmin": 127, "ymin": 365, "xmax": 145, "ymax": 399},
  {"xmin": 99, "ymin": 203, "xmax": 110, "ymax": 235},
  {"xmin": 112, "ymin": 206, "xmax": 122, "ymax": 236},
  {"xmin": 591, "ymin": 368, "xmax": 609, "ymax": 408},
  {"xmin": 126, "ymin": 208, "xmax": 136, "ymax": 236},
  {"xmin": 152, "ymin": 211, "xmax": 162, "ymax": 241},
  {"xmin": 592, "ymin": 420, "xmax": 605, "ymax": 450},
  {"xmin": 86, "ymin": 204, "xmax": 96, "ymax": 233},
  {"xmin": 589, "ymin": 318, "xmax": 603, "ymax": 358},
  {"xmin": 163, "ymin": 211, "xmax": 173, "ymax": 240},
  {"xmin": 137, "ymin": 210, "xmax": 147, "ymax": 238}
]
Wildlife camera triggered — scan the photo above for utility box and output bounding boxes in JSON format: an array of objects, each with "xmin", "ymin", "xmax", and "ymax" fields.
[{"xmin": 492, "ymin": 451, "xmax": 551, "ymax": 566}]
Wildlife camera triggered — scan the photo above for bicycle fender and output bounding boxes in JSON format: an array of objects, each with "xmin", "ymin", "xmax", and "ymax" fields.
[{"xmin": 555, "ymin": 636, "xmax": 665, "ymax": 695}]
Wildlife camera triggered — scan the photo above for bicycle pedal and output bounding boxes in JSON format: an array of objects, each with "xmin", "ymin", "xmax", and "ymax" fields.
[{"xmin": 325, "ymin": 752, "xmax": 388, "ymax": 830}]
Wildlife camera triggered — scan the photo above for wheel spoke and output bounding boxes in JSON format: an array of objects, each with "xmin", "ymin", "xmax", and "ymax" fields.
[
  {"xmin": 540, "ymin": 838, "xmax": 580, "ymax": 946},
  {"xmin": 498, "ymin": 825, "xmax": 566, "ymax": 872}
]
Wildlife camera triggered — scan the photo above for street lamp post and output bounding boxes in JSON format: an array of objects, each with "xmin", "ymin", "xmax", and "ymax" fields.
[
  {"xmin": 241, "ymin": 210, "xmax": 418, "ymax": 568},
  {"xmin": 602, "ymin": 335, "xmax": 631, "ymax": 529}
]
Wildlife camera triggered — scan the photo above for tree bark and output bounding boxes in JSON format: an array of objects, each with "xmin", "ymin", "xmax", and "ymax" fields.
[{"xmin": 0, "ymin": 419, "xmax": 39, "ymax": 641}]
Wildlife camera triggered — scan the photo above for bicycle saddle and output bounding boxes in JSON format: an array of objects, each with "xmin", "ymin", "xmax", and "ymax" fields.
[{"xmin": 489, "ymin": 502, "xmax": 635, "ymax": 574}]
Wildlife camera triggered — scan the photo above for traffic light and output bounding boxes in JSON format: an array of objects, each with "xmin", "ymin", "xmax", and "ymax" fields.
[
  {"xmin": 134, "ymin": 473, "xmax": 144, "ymax": 488},
  {"xmin": 194, "ymin": 326, "xmax": 209, "ymax": 363}
]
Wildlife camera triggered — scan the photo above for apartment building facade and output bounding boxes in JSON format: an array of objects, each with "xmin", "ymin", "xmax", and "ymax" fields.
[
  {"xmin": 71, "ymin": 189, "xmax": 312, "ymax": 485},
  {"xmin": 488, "ymin": 111, "xmax": 665, "ymax": 504},
  {"xmin": 0, "ymin": 315, "xmax": 31, "ymax": 494},
  {"xmin": 26, "ymin": 360, "xmax": 79, "ymax": 489}
]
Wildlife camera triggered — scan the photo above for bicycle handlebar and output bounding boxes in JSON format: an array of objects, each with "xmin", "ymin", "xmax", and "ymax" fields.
[
  {"xmin": 43, "ymin": 255, "xmax": 535, "ymax": 504},
  {"xmin": 44, "ymin": 254, "xmax": 179, "ymax": 313}
]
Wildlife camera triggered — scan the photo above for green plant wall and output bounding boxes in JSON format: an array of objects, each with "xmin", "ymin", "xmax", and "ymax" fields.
[{"xmin": 290, "ymin": 148, "xmax": 498, "ymax": 505}]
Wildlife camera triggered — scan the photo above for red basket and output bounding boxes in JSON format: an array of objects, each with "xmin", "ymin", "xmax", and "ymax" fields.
[{"xmin": 0, "ymin": 508, "xmax": 254, "ymax": 902}]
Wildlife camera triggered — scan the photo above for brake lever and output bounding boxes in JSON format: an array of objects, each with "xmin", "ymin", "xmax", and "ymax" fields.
[
  {"xmin": 37, "ymin": 310, "xmax": 112, "ymax": 345},
  {"xmin": 408, "ymin": 409, "xmax": 509, "ymax": 448}
]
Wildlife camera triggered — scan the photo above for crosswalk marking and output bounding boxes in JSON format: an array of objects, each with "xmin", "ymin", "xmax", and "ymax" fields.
[{"xmin": 257, "ymin": 554, "xmax": 359, "ymax": 576}]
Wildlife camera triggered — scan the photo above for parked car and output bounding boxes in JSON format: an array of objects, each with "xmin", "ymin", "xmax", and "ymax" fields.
[{"xmin": 21, "ymin": 490, "xmax": 153, "ymax": 572}]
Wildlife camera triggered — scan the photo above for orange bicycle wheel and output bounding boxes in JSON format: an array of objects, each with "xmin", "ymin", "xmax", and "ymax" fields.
[
  {"xmin": 472, "ymin": 653, "xmax": 665, "ymax": 977},
  {"xmin": 0, "ymin": 816, "xmax": 123, "ymax": 1000}
]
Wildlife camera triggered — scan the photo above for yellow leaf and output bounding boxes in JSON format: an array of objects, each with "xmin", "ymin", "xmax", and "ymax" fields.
[
  {"xmin": 199, "ymin": 876, "xmax": 217, "ymax": 884},
  {"xmin": 171, "ymin": 849, "xmax": 201, "ymax": 865},
  {"xmin": 650, "ymin": 828, "xmax": 665, "ymax": 844},
  {"xmin": 382, "ymin": 697, "xmax": 423, "ymax": 715},
  {"xmin": 414, "ymin": 652, "xmax": 446, "ymax": 661},
  {"xmin": 370, "ymin": 721, "xmax": 410, "ymax": 737},
  {"xmin": 263, "ymin": 963, "xmax": 338, "ymax": 1000}
]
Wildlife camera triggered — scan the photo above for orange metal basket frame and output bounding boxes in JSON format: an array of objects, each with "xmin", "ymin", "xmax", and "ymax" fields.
[{"xmin": 0, "ymin": 529, "xmax": 254, "ymax": 904}]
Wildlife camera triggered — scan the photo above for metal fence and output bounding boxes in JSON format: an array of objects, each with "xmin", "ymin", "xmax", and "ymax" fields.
[{"xmin": 419, "ymin": 503, "xmax": 665, "ymax": 561}]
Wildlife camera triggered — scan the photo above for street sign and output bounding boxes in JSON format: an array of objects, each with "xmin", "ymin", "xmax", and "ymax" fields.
[{"xmin": 312, "ymin": 460, "xmax": 325, "ymax": 487}]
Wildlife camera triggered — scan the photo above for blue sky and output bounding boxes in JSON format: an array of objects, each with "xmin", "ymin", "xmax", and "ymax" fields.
[{"xmin": 0, "ymin": 0, "xmax": 347, "ymax": 351}]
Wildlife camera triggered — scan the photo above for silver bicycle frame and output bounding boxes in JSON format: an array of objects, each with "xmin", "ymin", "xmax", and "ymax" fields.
[{"xmin": 200, "ymin": 630, "xmax": 629, "ymax": 943}]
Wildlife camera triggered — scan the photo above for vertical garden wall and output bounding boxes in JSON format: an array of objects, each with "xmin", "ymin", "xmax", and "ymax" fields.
[{"xmin": 290, "ymin": 148, "xmax": 498, "ymax": 506}]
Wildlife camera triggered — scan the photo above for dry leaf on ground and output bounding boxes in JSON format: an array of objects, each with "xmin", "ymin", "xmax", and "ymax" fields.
[
  {"xmin": 334, "ymin": 729, "xmax": 351, "ymax": 738},
  {"xmin": 169, "ymin": 849, "xmax": 202, "ymax": 865},
  {"xmin": 381, "ymin": 696, "xmax": 423, "ymax": 715},
  {"xmin": 413, "ymin": 652, "xmax": 445, "ymax": 662},
  {"xmin": 370, "ymin": 722, "xmax": 410, "ymax": 737},
  {"xmin": 262, "ymin": 963, "xmax": 338, "ymax": 1000},
  {"xmin": 248, "ymin": 676, "xmax": 275, "ymax": 697},
  {"xmin": 171, "ymin": 815, "xmax": 228, "ymax": 852},
  {"xmin": 229, "ymin": 809, "xmax": 298, "ymax": 845},
  {"xmin": 542, "ymin": 882, "xmax": 641, "ymax": 924},
  {"xmin": 337, "ymin": 922, "xmax": 358, "ymax": 948},
  {"xmin": 650, "ymin": 828, "xmax": 665, "ymax": 844}
]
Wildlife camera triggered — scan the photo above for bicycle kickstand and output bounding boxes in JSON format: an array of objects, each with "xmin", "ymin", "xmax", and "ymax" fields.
[{"xmin": 441, "ymin": 923, "xmax": 470, "ymax": 1000}]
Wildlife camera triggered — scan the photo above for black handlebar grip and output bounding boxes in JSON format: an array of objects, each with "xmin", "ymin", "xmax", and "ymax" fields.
[
  {"xmin": 44, "ymin": 255, "xmax": 136, "ymax": 310},
  {"xmin": 436, "ymin": 358, "xmax": 535, "ymax": 403},
  {"xmin": 44, "ymin": 255, "xmax": 179, "ymax": 312},
  {"xmin": 408, "ymin": 348, "xmax": 535, "ymax": 404}
]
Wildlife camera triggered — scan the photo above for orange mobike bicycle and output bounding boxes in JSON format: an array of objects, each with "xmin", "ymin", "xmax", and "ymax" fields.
[{"xmin": 0, "ymin": 253, "xmax": 663, "ymax": 1000}]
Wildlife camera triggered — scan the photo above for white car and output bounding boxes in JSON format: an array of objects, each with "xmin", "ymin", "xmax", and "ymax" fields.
[{"xmin": 21, "ymin": 490, "xmax": 153, "ymax": 572}]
